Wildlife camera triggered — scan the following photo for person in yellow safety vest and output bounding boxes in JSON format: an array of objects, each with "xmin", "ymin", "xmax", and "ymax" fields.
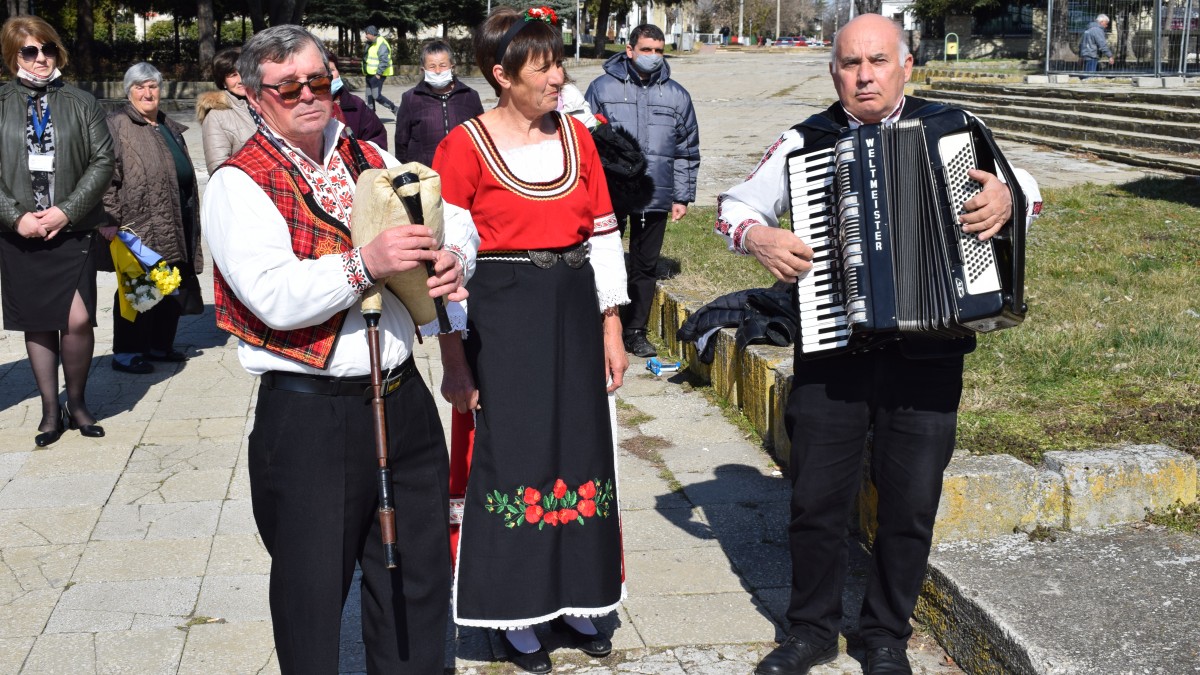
[{"xmin": 362, "ymin": 25, "xmax": 397, "ymax": 113}]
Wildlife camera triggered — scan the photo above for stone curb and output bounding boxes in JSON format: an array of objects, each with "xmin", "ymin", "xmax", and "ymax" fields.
[{"xmin": 647, "ymin": 282, "xmax": 1199, "ymax": 543}]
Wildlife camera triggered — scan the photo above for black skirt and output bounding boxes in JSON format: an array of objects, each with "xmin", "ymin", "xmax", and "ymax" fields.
[
  {"xmin": 453, "ymin": 259, "xmax": 624, "ymax": 628},
  {"xmin": 0, "ymin": 229, "xmax": 98, "ymax": 331}
]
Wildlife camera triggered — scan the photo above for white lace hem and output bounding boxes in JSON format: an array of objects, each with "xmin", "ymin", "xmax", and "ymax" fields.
[
  {"xmin": 452, "ymin": 584, "xmax": 628, "ymax": 630},
  {"xmin": 596, "ymin": 287, "xmax": 630, "ymax": 312},
  {"xmin": 418, "ymin": 299, "xmax": 468, "ymax": 337}
]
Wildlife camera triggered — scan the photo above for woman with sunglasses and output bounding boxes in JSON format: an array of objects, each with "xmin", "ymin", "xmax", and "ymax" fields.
[
  {"xmin": 435, "ymin": 7, "xmax": 628, "ymax": 672},
  {"xmin": 0, "ymin": 16, "xmax": 115, "ymax": 446},
  {"xmin": 99, "ymin": 62, "xmax": 204, "ymax": 375}
]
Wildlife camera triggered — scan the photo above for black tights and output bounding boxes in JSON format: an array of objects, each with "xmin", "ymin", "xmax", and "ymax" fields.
[{"xmin": 25, "ymin": 291, "xmax": 96, "ymax": 432}]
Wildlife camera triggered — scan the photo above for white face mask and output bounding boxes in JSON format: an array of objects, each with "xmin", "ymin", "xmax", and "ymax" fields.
[
  {"xmin": 18, "ymin": 66, "xmax": 60, "ymax": 87},
  {"xmin": 331, "ymin": 76, "xmax": 344, "ymax": 95},
  {"xmin": 424, "ymin": 69, "xmax": 453, "ymax": 88}
]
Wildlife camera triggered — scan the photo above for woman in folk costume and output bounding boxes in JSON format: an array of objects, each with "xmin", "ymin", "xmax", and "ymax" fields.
[{"xmin": 433, "ymin": 6, "xmax": 629, "ymax": 673}]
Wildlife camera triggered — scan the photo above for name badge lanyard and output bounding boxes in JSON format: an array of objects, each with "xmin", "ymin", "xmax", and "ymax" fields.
[{"xmin": 29, "ymin": 96, "xmax": 51, "ymax": 152}]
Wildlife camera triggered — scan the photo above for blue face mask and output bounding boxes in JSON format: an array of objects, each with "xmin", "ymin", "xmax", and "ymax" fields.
[
  {"xmin": 331, "ymin": 76, "xmax": 344, "ymax": 95},
  {"xmin": 633, "ymin": 54, "xmax": 664, "ymax": 74}
]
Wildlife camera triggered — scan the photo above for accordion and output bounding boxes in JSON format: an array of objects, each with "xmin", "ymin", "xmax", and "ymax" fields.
[{"xmin": 786, "ymin": 107, "xmax": 1027, "ymax": 357}]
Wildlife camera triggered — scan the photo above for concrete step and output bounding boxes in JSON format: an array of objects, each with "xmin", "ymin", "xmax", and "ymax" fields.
[
  {"xmin": 967, "ymin": 102, "xmax": 1198, "ymax": 139},
  {"xmin": 923, "ymin": 81, "xmax": 1200, "ymax": 108},
  {"xmin": 915, "ymin": 87, "xmax": 1200, "ymax": 125},
  {"xmin": 976, "ymin": 112, "xmax": 1200, "ymax": 158}
]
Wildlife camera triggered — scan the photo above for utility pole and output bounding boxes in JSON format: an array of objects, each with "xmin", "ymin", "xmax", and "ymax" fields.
[
  {"xmin": 738, "ymin": 0, "xmax": 744, "ymax": 43},
  {"xmin": 775, "ymin": 0, "xmax": 781, "ymax": 41},
  {"xmin": 576, "ymin": 0, "xmax": 582, "ymax": 60}
]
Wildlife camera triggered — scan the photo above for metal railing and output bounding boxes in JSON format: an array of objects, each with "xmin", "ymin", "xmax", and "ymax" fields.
[{"xmin": 1045, "ymin": 0, "xmax": 1197, "ymax": 76}]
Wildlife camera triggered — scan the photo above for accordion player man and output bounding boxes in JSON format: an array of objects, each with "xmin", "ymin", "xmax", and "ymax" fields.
[{"xmin": 716, "ymin": 14, "xmax": 1040, "ymax": 675}]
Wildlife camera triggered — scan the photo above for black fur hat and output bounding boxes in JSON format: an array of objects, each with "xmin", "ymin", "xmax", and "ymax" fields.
[{"xmin": 592, "ymin": 123, "xmax": 655, "ymax": 215}]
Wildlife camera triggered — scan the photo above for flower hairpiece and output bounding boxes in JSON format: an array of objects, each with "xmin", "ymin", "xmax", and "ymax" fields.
[{"xmin": 524, "ymin": 6, "xmax": 559, "ymax": 25}]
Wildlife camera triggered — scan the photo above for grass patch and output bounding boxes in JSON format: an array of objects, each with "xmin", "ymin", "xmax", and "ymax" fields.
[
  {"xmin": 1145, "ymin": 499, "xmax": 1200, "ymax": 534},
  {"xmin": 770, "ymin": 85, "xmax": 799, "ymax": 99},
  {"xmin": 659, "ymin": 177, "xmax": 1200, "ymax": 463}
]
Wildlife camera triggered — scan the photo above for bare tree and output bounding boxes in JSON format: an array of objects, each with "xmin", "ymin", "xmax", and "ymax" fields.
[
  {"xmin": 6, "ymin": 0, "xmax": 30, "ymax": 16},
  {"xmin": 75, "ymin": 0, "xmax": 96, "ymax": 77}
]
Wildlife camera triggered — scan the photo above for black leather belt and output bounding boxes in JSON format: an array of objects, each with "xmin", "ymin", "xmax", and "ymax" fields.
[
  {"xmin": 261, "ymin": 356, "xmax": 417, "ymax": 399},
  {"xmin": 477, "ymin": 242, "xmax": 589, "ymax": 269}
]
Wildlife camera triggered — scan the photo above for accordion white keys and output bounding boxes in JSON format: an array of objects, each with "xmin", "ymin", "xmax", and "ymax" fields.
[{"xmin": 786, "ymin": 108, "xmax": 1028, "ymax": 358}]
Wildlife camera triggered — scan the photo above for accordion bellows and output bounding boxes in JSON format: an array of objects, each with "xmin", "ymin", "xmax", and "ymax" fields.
[{"xmin": 350, "ymin": 163, "xmax": 446, "ymax": 324}]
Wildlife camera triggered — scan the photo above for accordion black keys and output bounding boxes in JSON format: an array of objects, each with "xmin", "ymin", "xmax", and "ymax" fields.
[{"xmin": 786, "ymin": 108, "xmax": 1027, "ymax": 357}]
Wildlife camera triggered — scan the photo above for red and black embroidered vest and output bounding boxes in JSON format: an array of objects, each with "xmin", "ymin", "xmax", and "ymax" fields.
[{"xmin": 214, "ymin": 132, "xmax": 385, "ymax": 369}]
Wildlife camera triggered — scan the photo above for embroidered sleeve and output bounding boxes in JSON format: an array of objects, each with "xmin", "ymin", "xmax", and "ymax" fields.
[
  {"xmin": 588, "ymin": 228, "xmax": 629, "ymax": 311},
  {"xmin": 343, "ymin": 248, "xmax": 373, "ymax": 295},
  {"xmin": 716, "ymin": 129, "xmax": 804, "ymax": 253},
  {"xmin": 593, "ymin": 212, "xmax": 619, "ymax": 236}
]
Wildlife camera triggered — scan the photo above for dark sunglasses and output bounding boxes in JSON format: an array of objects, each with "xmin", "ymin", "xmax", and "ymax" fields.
[
  {"xmin": 260, "ymin": 74, "xmax": 332, "ymax": 101},
  {"xmin": 19, "ymin": 42, "xmax": 59, "ymax": 61}
]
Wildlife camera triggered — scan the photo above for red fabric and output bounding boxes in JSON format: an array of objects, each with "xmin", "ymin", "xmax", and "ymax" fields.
[
  {"xmin": 213, "ymin": 132, "xmax": 385, "ymax": 369},
  {"xmin": 448, "ymin": 409, "xmax": 475, "ymax": 570},
  {"xmin": 433, "ymin": 112, "xmax": 614, "ymax": 252}
]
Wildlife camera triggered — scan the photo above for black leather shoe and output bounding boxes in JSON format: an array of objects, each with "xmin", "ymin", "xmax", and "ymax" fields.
[
  {"xmin": 34, "ymin": 409, "xmax": 65, "ymax": 447},
  {"xmin": 65, "ymin": 405, "xmax": 105, "ymax": 438},
  {"xmin": 550, "ymin": 617, "xmax": 612, "ymax": 658},
  {"xmin": 144, "ymin": 348, "xmax": 187, "ymax": 362},
  {"xmin": 501, "ymin": 636, "xmax": 552, "ymax": 674},
  {"xmin": 622, "ymin": 329, "xmax": 657, "ymax": 358},
  {"xmin": 865, "ymin": 647, "xmax": 912, "ymax": 675},
  {"xmin": 754, "ymin": 636, "xmax": 837, "ymax": 675},
  {"xmin": 112, "ymin": 355, "xmax": 154, "ymax": 374}
]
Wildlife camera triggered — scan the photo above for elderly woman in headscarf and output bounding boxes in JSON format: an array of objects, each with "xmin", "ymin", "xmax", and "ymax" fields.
[
  {"xmin": 196, "ymin": 46, "xmax": 257, "ymax": 174},
  {"xmin": 100, "ymin": 62, "xmax": 203, "ymax": 375}
]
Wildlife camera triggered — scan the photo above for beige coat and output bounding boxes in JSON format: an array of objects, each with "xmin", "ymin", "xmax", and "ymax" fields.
[{"xmin": 196, "ymin": 90, "xmax": 256, "ymax": 175}]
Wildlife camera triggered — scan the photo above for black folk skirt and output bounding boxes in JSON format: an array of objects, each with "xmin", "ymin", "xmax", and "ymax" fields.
[
  {"xmin": 454, "ymin": 259, "xmax": 624, "ymax": 629},
  {"xmin": 0, "ymin": 229, "xmax": 98, "ymax": 331}
]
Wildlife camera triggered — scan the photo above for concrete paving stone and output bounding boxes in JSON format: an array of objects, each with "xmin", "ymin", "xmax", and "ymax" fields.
[
  {"xmin": 1, "ymin": 544, "xmax": 84, "ymax": 598},
  {"xmin": 0, "ymin": 588, "xmax": 60, "ymax": 639},
  {"xmin": 93, "ymin": 500, "xmax": 222, "ymax": 541},
  {"xmin": 194, "ymin": 574, "xmax": 271, "ymax": 622},
  {"xmin": 0, "ymin": 472, "xmax": 120, "ymax": 510},
  {"xmin": 0, "ymin": 507, "xmax": 98, "ymax": 547},
  {"xmin": 752, "ymin": 586, "xmax": 789, "ymax": 631},
  {"xmin": 625, "ymin": 548, "xmax": 747, "ymax": 596},
  {"xmin": 620, "ymin": 507, "xmax": 720, "ymax": 552},
  {"xmin": 615, "ymin": 475, "xmax": 691, "ymax": 512},
  {"xmin": 157, "ymin": 468, "xmax": 234, "ymax": 503},
  {"xmin": 163, "ymin": 364, "xmax": 252, "ymax": 397},
  {"xmin": 226, "ymin": 463, "xmax": 251, "ymax": 501},
  {"xmin": 0, "ymin": 428, "xmax": 42, "ymax": 454},
  {"xmin": 698, "ymin": 500, "xmax": 789, "ymax": 545},
  {"xmin": 126, "ymin": 441, "xmax": 240, "ymax": 474},
  {"xmin": 43, "ymin": 606, "xmax": 139, "ymax": 633},
  {"xmin": 216, "ymin": 497, "xmax": 259, "ymax": 535},
  {"xmin": 153, "ymin": 395, "xmax": 252, "ymax": 421},
  {"xmin": 205, "ymin": 534, "xmax": 270, "ymax": 576},
  {"xmin": 446, "ymin": 623, "xmax": 496, "ymax": 669},
  {"xmin": 623, "ymin": 592, "xmax": 777, "ymax": 647},
  {"xmin": 0, "ymin": 636, "xmax": 33, "ymax": 673},
  {"xmin": 196, "ymin": 416, "xmax": 253, "ymax": 443},
  {"xmin": 107, "ymin": 471, "xmax": 171, "ymax": 506},
  {"xmin": 16, "ymin": 445, "xmax": 131, "ymax": 478},
  {"xmin": 54, "ymin": 577, "xmax": 201, "ymax": 618},
  {"xmin": 674, "ymin": 467, "xmax": 791, "ymax": 507},
  {"xmin": 94, "ymin": 628, "xmax": 187, "ymax": 674},
  {"xmin": 0, "ymin": 452, "xmax": 26, "ymax": 481},
  {"xmin": 1044, "ymin": 444, "xmax": 1197, "ymax": 530},
  {"xmin": 633, "ymin": 406, "xmax": 748, "ymax": 448},
  {"xmin": 138, "ymin": 417, "xmax": 206, "ymax": 444},
  {"xmin": 721, "ymin": 542, "xmax": 792, "ymax": 591},
  {"xmin": 177, "ymin": 620, "xmax": 279, "ymax": 675},
  {"xmin": 22, "ymin": 631, "xmax": 96, "ymax": 673},
  {"xmin": 73, "ymin": 538, "xmax": 211, "ymax": 583},
  {"xmin": 653, "ymin": 441, "xmax": 770, "ymax": 477}
]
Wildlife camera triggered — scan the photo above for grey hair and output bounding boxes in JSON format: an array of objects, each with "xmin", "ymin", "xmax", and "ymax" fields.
[
  {"xmin": 123, "ymin": 62, "xmax": 162, "ymax": 97},
  {"xmin": 236, "ymin": 24, "xmax": 329, "ymax": 95},
  {"xmin": 829, "ymin": 16, "xmax": 910, "ymax": 67},
  {"xmin": 1096, "ymin": 13, "xmax": 1109, "ymax": 23},
  {"xmin": 420, "ymin": 40, "xmax": 454, "ymax": 66}
]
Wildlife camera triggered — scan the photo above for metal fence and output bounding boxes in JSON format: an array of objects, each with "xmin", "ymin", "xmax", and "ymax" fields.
[{"xmin": 1045, "ymin": 0, "xmax": 1197, "ymax": 76}]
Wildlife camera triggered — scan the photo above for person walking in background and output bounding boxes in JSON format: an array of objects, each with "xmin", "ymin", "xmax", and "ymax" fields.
[
  {"xmin": 196, "ymin": 47, "xmax": 256, "ymax": 175},
  {"xmin": 434, "ymin": 7, "xmax": 628, "ymax": 673},
  {"xmin": 716, "ymin": 14, "xmax": 1039, "ymax": 675},
  {"xmin": 393, "ymin": 40, "xmax": 483, "ymax": 166},
  {"xmin": 362, "ymin": 25, "xmax": 397, "ymax": 114},
  {"xmin": 326, "ymin": 50, "xmax": 387, "ymax": 148},
  {"xmin": 101, "ymin": 62, "xmax": 204, "ymax": 375},
  {"xmin": 585, "ymin": 23, "xmax": 700, "ymax": 359},
  {"xmin": 0, "ymin": 15, "xmax": 115, "ymax": 446},
  {"xmin": 203, "ymin": 25, "xmax": 477, "ymax": 673},
  {"xmin": 1079, "ymin": 14, "xmax": 1114, "ymax": 72}
]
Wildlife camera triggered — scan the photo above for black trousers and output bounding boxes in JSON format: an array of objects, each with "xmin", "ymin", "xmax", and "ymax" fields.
[
  {"xmin": 617, "ymin": 210, "xmax": 669, "ymax": 332},
  {"xmin": 365, "ymin": 75, "xmax": 396, "ymax": 112},
  {"xmin": 248, "ymin": 371, "xmax": 451, "ymax": 674},
  {"xmin": 112, "ymin": 289, "xmax": 181, "ymax": 355},
  {"xmin": 783, "ymin": 345, "xmax": 962, "ymax": 650}
]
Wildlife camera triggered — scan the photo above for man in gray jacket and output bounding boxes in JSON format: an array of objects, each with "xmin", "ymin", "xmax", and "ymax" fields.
[
  {"xmin": 586, "ymin": 24, "xmax": 700, "ymax": 358},
  {"xmin": 1079, "ymin": 14, "xmax": 1113, "ymax": 72}
]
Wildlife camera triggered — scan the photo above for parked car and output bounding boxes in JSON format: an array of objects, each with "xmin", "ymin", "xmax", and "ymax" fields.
[{"xmin": 775, "ymin": 37, "xmax": 799, "ymax": 47}]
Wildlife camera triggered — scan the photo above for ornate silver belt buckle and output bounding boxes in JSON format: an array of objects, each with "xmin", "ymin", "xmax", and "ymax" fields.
[
  {"xmin": 528, "ymin": 250, "xmax": 556, "ymax": 269},
  {"xmin": 562, "ymin": 245, "xmax": 588, "ymax": 269}
]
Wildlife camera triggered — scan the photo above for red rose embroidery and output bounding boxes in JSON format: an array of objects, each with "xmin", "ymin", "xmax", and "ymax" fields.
[
  {"xmin": 578, "ymin": 499, "xmax": 596, "ymax": 518},
  {"xmin": 552, "ymin": 479, "xmax": 568, "ymax": 499},
  {"xmin": 560, "ymin": 508, "xmax": 579, "ymax": 523},
  {"xmin": 523, "ymin": 487, "xmax": 542, "ymax": 505},
  {"xmin": 578, "ymin": 481, "xmax": 596, "ymax": 500},
  {"xmin": 545, "ymin": 510, "xmax": 561, "ymax": 526},
  {"xmin": 525, "ymin": 505, "xmax": 543, "ymax": 524}
]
